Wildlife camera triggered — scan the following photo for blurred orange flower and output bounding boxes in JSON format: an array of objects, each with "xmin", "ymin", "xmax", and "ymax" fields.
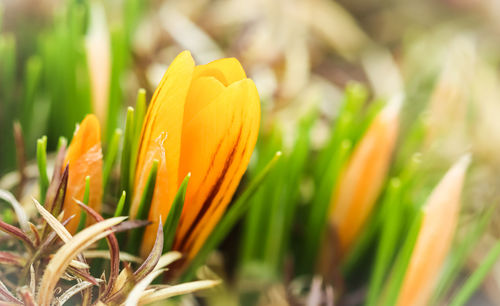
[
  {"xmin": 130, "ymin": 51, "xmax": 261, "ymax": 259},
  {"xmin": 63, "ymin": 114, "xmax": 103, "ymax": 233},
  {"xmin": 396, "ymin": 155, "xmax": 470, "ymax": 306},
  {"xmin": 330, "ymin": 101, "xmax": 400, "ymax": 255}
]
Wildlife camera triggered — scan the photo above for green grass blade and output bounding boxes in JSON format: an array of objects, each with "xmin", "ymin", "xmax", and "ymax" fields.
[
  {"xmin": 57, "ymin": 136, "xmax": 68, "ymax": 152},
  {"xmin": 106, "ymin": 26, "xmax": 128, "ymax": 142},
  {"xmin": 163, "ymin": 174, "xmax": 190, "ymax": 253},
  {"xmin": 21, "ymin": 56, "xmax": 43, "ymax": 144},
  {"xmin": 240, "ymin": 127, "xmax": 283, "ymax": 265},
  {"xmin": 37, "ymin": 136, "xmax": 49, "ymax": 204},
  {"xmin": 300, "ymin": 139, "xmax": 352, "ymax": 274},
  {"xmin": 129, "ymin": 88, "xmax": 146, "ymax": 191},
  {"xmin": 366, "ymin": 178, "xmax": 403, "ymax": 306},
  {"xmin": 449, "ymin": 240, "xmax": 500, "ymax": 306},
  {"xmin": 103, "ymin": 128, "xmax": 122, "ymax": 192},
  {"xmin": 265, "ymin": 111, "xmax": 316, "ymax": 273},
  {"xmin": 113, "ymin": 191, "xmax": 127, "ymax": 218},
  {"xmin": 120, "ymin": 107, "xmax": 134, "ymax": 212},
  {"xmin": 77, "ymin": 176, "xmax": 91, "ymax": 232},
  {"xmin": 433, "ymin": 204, "xmax": 496, "ymax": 303},
  {"xmin": 127, "ymin": 159, "xmax": 158, "ymax": 254},
  {"xmin": 379, "ymin": 209, "xmax": 423, "ymax": 306}
]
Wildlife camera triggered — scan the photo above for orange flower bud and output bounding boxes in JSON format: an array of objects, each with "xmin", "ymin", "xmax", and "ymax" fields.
[
  {"xmin": 396, "ymin": 155, "xmax": 470, "ymax": 306},
  {"xmin": 131, "ymin": 51, "xmax": 261, "ymax": 259},
  {"xmin": 330, "ymin": 100, "xmax": 400, "ymax": 255},
  {"xmin": 63, "ymin": 114, "xmax": 103, "ymax": 233}
]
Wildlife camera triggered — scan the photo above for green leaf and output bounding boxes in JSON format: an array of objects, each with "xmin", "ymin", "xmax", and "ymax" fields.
[
  {"xmin": 433, "ymin": 204, "xmax": 496, "ymax": 303},
  {"xmin": 103, "ymin": 128, "xmax": 122, "ymax": 192},
  {"xmin": 366, "ymin": 178, "xmax": 403, "ymax": 306},
  {"xmin": 120, "ymin": 107, "xmax": 134, "ymax": 213},
  {"xmin": 129, "ymin": 88, "xmax": 146, "ymax": 192},
  {"xmin": 37, "ymin": 136, "xmax": 49, "ymax": 204},
  {"xmin": 300, "ymin": 139, "xmax": 352, "ymax": 274},
  {"xmin": 163, "ymin": 174, "xmax": 190, "ymax": 253},
  {"xmin": 182, "ymin": 151, "xmax": 282, "ymax": 281},
  {"xmin": 106, "ymin": 26, "xmax": 128, "ymax": 142},
  {"xmin": 21, "ymin": 56, "xmax": 43, "ymax": 144},
  {"xmin": 263, "ymin": 110, "xmax": 316, "ymax": 275},
  {"xmin": 240, "ymin": 126, "xmax": 283, "ymax": 267},
  {"xmin": 449, "ymin": 240, "xmax": 500, "ymax": 306},
  {"xmin": 76, "ymin": 176, "xmax": 91, "ymax": 232},
  {"xmin": 127, "ymin": 159, "xmax": 159, "ymax": 254},
  {"xmin": 57, "ymin": 136, "xmax": 67, "ymax": 152},
  {"xmin": 113, "ymin": 191, "xmax": 127, "ymax": 218},
  {"xmin": 379, "ymin": 209, "xmax": 423, "ymax": 306}
]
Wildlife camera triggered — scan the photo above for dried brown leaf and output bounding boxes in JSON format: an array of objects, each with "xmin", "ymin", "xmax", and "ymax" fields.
[
  {"xmin": 44, "ymin": 145, "xmax": 66, "ymax": 209},
  {"xmin": 17, "ymin": 287, "xmax": 36, "ymax": 306},
  {"xmin": 29, "ymin": 265, "xmax": 35, "ymax": 297},
  {"xmin": 82, "ymin": 250, "xmax": 142, "ymax": 264},
  {"xmin": 0, "ymin": 220, "xmax": 34, "ymax": 250},
  {"xmin": 124, "ymin": 269, "xmax": 166, "ymax": 306},
  {"xmin": 75, "ymin": 200, "xmax": 119, "ymax": 297},
  {"xmin": 0, "ymin": 279, "xmax": 21, "ymax": 304},
  {"xmin": 112, "ymin": 220, "xmax": 151, "ymax": 233},
  {"xmin": 0, "ymin": 251, "xmax": 25, "ymax": 266},
  {"xmin": 0, "ymin": 190, "xmax": 29, "ymax": 232},
  {"xmin": 104, "ymin": 263, "xmax": 136, "ymax": 304},
  {"xmin": 37, "ymin": 217, "xmax": 126, "ymax": 305},
  {"xmin": 137, "ymin": 280, "xmax": 221, "ymax": 304},
  {"xmin": 154, "ymin": 251, "xmax": 183, "ymax": 272},
  {"xmin": 28, "ymin": 222, "xmax": 40, "ymax": 247},
  {"xmin": 134, "ymin": 220, "xmax": 163, "ymax": 281},
  {"xmin": 57, "ymin": 281, "xmax": 95, "ymax": 305},
  {"xmin": 46, "ymin": 165, "xmax": 68, "ymax": 218},
  {"xmin": 33, "ymin": 198, "xmax": 72, "ymax": 242}
]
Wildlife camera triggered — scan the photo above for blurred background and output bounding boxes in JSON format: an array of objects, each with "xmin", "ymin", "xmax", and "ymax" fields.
[{"xmin": 2, "ymin": 0, "xmax": 500, "ymax": 304}]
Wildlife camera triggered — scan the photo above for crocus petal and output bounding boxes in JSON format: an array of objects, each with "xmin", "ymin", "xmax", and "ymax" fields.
[
  {"xmin": 174, "ymin": 78, "xmax": 260, "ymax": 259},
  {"xmin": 330, "ymin": 100, "xmax": 400, "ymax": 254},
  {"xmin": 182, "ymin": 76, "xmax": 225, "ymax": 125},
  {"xmin": 133, "ymin": 51, "xmax": 195, "ymax": 254},
  {"xmin": 63, "ymin": 114, "xmax": 103, "ymax": 233},
  {"xmin": 192, "ymin": 57, "xmax": 247, "ymax": 86},
  {"xmin": 396, "ymin": 155, "xmax": 470, "ymax": 306}
]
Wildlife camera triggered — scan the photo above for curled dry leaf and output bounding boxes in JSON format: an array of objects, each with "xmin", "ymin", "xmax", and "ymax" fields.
[
  {"xmin": 124, "ymin": 269, "xmax": 166, "ymax": 306},
  {"xmin": 29, "ymin": 265, "xmax": 35, "ymax": 297},
  {"xmin": 0, "ymin": 220, "xmax": 34, "ymax": 251},
  {"xmin": 104, "ymin": 263, "xmax": 136, "ymax": 303},
  {"xmin": 0, "ymin": 251, "xmax": 25, "ymax": 266},
  {"xmin": 75, "ymin": 199, "xmax": 120, "ymax": 298},
  {"xmin": 45, "ymin": 165, "xmax": 69, "ymax": 222},
  {"xmin": 69, "ymin": 259, "xmax": 90, "ymax": 270},
  {"xmin": 17, "ymin": 286, "xmax": 36, "ymax": 306},
  {"xmin": 28, "ymin": 223, "xmax": 40, "ymax": 247},
  {"xmin": 154, "ymin": 251, "xmax": 183, "ymax": 272},
  {"xmin": 0, "ymin": 279, "xmax": 21, "ymax": 304},
  {"xmin": 112, "ymin": 220, "xmax": 151, "ymax": 234},
  {"xmin": 134, "ymin": 219, "xmax": 163, "ymax": 281},
  {"xmin": 0, "ymin": 189, "xmax": 29, "ymax": 233},
  {"xmin": 82, "ymin": 250, "xmax": 142, "ymax": 264},
  {"xmin": 37, "ymin": 217, "xmax": 126, "ymax": 306},
  {"xmin": 33, "ymin": 197, "xmax": 72, "ymax": 243},
  {"xmin": 137, "ymin": 279, "xmax": 222, "ymax": 305},
  {"xmin": 57, "ymin": 281, "xmax": 95, "ymax": 305}
]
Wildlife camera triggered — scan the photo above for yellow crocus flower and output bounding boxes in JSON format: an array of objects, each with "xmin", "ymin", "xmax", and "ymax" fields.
[
  {"xmin": 131, "ymin": 51, "xmax": 261, "ymax": 259},
  {"xmin": 330, "ymin": 100, "xmax": 400, "ymax": 255},
  {"xmin": 63, "ymin": 114, "xmax": 103, "ymax": 233}
]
